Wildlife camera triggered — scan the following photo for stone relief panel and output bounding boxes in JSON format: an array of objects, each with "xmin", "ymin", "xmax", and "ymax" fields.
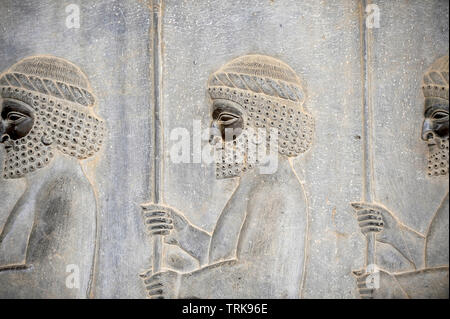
[
  {"xmin": 351, "ymin": 56, "xmax": 449, "ymax": 299},
  {"xmin": 160, "ymin": 0, "xmax": 365, "ymax": 299},
  {"xmin": 0, "ymin": 0, "xmax": 448, "ymax": 299},
  {"xmin": 349, "ymin": 0, "xmax": 449, "ymax": 299},
  {"xmin": 369, "ymin": 0, "xmax": 449, "ymax": 236},
  {"xmin": 141, "ymin": 55, "xmax": 314, "ymax": 298},
  {"xmin": 0, "ymin": 55, "xmax": 104, "ymax": 298},
  {"xmin": 0, "ymin": 0, "xmax": 154, "ymax": 298}
]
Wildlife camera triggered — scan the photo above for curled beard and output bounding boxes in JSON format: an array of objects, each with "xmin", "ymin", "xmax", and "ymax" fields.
[
  {"xmin": 3, "ymin": 116, "xmax": 55, "ymax": 179},
  {"xmin": 427, "ymin": 137, "xmax": 449, "ymax": 177},
  {"xmin": 214, "ymin": 127, "xmax": 275, "ymax": 179},
  {"xmin": 215, "ymin": 131, "xmax": 250, "ymax": 179}
]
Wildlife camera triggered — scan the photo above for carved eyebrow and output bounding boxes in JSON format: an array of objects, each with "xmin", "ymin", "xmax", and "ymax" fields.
[
  {"xmin": 426, "ymin": 108, "xmax": 449, "ymax": 118},
  {"xmin": 1, "ymin": 99, "xmax": 34, "ymax": 117},
  {"xmin": 212, "ymin": 99, "xmax": 244, "ymax": 114},
  {"xmin": 212, "ymin": 108, "xmax": 224, "ymax": 118},
  {"xmin": 213, "ymin": 105, "xmax": 240, "ymax": 116}
]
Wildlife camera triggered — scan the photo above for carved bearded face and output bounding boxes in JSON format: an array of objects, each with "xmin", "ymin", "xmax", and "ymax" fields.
[
  {"xmin": 208, "ymin": 55, "xmax": 314, "ymax": 179},
  {"xmin": 421, "ymin": 56, "xmax": 449, "ymax": 177},
  {"xmin": 0, "ymin": 56, "xmax": 105, "ymax": 179},
  {"xmin": 209, "ymin": 98, "xmax": 251, "ymax": 179},
  {"xmin": 0, "ymin": 94, "xmax": 55, "ymax": 178},
  {"xmin": 0, "ymin": 89, "xmax": 105, "ymax": 179},
  {"xmin": 422, "ymin": 97, "xmax": 449, "ymax": 177}
]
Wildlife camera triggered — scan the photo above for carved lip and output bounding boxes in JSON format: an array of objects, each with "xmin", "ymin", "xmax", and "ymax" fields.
[
  {"xmin": 1, "ymin": 135, "xmax": 13, "ymax": 149},
  {"xmin": 2, "ymin": 141, "xmax": 13, "ymax": 150}
]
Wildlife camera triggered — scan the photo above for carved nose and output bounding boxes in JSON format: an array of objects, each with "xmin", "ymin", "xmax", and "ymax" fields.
[
  {"xmin": 209, "ymin": 121, "xmax": 221, "ymax": 145},
  {"xmin": 0, "ymin": 121, "xmax": 5, "ymax": 140},
  {"xmin": 421, "ymin": 119, "xmax": 435, "ymax": 141}
]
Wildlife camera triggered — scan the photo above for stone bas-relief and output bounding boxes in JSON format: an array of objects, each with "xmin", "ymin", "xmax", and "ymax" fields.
[
  {"xmin": 0, "ymin": 56, "xmax": 105, "ymax": 298},
  {"xmin": 351, "ymin": 56, "xmax": 449, "ymax": 299},
  {"xmin": 140, "ymin": 55, "xmax": 314, "ymax": 298},
  {"xmin": 0, "ymin": 0, "xmax": 447, "ymax": 300}
]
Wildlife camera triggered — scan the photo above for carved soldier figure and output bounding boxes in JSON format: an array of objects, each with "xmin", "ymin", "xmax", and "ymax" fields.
[
  {"xmin": 141, "ymin": 55, "xmax": 315, "ymax": 298},
  {"xmin": 353, "ymin": 56, "xmax": 449, "ymax": 298},
  {"xmin": 0, "ymin": 56, "xmax": 105, "ymax": 298}
]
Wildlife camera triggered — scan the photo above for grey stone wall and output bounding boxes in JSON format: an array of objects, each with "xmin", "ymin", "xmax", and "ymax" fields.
[{"xmin": 0, "ymin": 0, "xmax": 448, "ymax": 299}]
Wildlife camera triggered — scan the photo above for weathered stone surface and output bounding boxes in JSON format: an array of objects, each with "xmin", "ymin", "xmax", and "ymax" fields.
[
  {"xmin": 161, "ymin": 0, "xmax": 366, "ymax": 299},
  {"xmin": 0, "ymin": 0, "xmax": 448, "ymax": 299},
  {"xmin": 0, "ymin": 0, "xmax": 154, "ymax": 298}
]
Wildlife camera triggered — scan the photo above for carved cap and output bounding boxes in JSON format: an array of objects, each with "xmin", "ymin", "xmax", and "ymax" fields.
[
  {"xmin": 422, "ymin": 55, "xmax": 449, "ymax": 100},
  {"xmin": 0, "ymin": 55, "xmax": 95, "ymax": 107},
  {"xmin": 208, "ymin": 55, "xmax": 306, "ymax": 104}
]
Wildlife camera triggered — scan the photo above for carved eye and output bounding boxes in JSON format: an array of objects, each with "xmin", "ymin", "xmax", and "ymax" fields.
[
  {"xmin": 7, "ymin": 112, "xmax": 26, "ymax": 123},
  {"xmin": 432, "ymin": 111, "xmax": 449, "ymax": 121},
  {"xmin": 218, "ymin": 113, "xmax": 239, "ymax": 125}
]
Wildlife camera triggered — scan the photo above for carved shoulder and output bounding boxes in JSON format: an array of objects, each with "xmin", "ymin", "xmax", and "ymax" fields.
[
  {"xmin": 27, "ymin": 172, "xmax": 96, "ymax": 264},
  {"xmin": 37, "ymin": 172, "xmax": 95, "ymax": 209},
  {"xmin": 247, "ymin": 172, "xmax": 307, "ymax": 214}
]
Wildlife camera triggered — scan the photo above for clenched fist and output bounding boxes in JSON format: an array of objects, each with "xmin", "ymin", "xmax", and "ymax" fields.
[
  {"xmin": 141, "ymin": 203, "xmax": 189, "ymax": 246},
  {"xmin": 353, "ymin": 269, "xmax": 407, "ymax": 299},
  {"xmin": 140, "ymin": 269, "xmax": 180, "ymax": 299},
  {"xmin": 351, "ymin": 202, "xmax": 400, "ymax": 244}
]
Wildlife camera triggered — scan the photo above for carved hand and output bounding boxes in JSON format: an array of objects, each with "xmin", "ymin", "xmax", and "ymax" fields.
[
  {"xmin": 351, "ymin": 202, "xmax": 399, "ymax": 244},
  {"xmin": 353, "ymin": 269, "xmax": 407, "ymax": 299},
  {"xmin": 140, "ymin": 269, "xmax": 179, "ymax": 299},
  {"xmin": 141, "ymin": 203, "xmax": 189, "ymax": 246}
]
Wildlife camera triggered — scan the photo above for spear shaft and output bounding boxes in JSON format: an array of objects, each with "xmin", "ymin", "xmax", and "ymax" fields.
[
  {"xmin": 150, "ymin": 0, "xmax": 163, "ymax": 274},
  {"xmin": 361, "ymin": 0, "xmax": 376, "ymax": 268}
]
